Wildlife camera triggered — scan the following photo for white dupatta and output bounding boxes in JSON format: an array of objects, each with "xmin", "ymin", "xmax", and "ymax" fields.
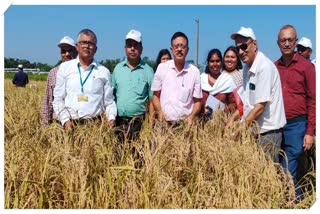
[{"xmin": 200, "ymin": 71, "xmax": 236, "ymax": 95}]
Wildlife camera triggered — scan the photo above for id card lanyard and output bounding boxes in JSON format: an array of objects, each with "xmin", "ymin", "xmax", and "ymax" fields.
[{"xmin": 78, "ymin": 64, "xmax": 94, "ymax": 93}]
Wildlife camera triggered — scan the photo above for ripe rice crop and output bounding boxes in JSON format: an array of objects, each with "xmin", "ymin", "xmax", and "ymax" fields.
[{"xmin": 4, "ymin": 79, "xmax": 315, "ymax": 209}]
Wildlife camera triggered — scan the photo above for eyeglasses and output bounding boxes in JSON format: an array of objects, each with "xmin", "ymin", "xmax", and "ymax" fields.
[
  {"xmin": 172, "ymin": 44, "xmax": 188, "ymax": 51},
  {"xmin": 236, "ymin": 40, "xmax": 253, "ymax": 52},
  {"xmin": 297, "ymin": 45, "xmax": 308, "ymax": 52},
  {"xmin": 125, "ymin": 42, "xmax": 141, "ymax": 49},
  {"xmin": 279, "ymin": 38, "xmax": 297, "ymax": 45},
  {"xmin": 78, "ymin": 40, "xmax": 96, "ymax": 48}
]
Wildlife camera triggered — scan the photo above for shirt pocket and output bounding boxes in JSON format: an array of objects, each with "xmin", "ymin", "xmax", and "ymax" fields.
[
  {"xmin": 133, "ymin": 80, "xmax": 147, "ymax": 95},
  {"xmin": 179, "ymin": 88, "xmax": 191, "ymax": 103},
  {"xmin": 91, "ymin": 77, "xmax": 105, "ymax": 94},
  {"xmin": 248, "ymin": 87, "xmax": 256, "ymax": 105}
]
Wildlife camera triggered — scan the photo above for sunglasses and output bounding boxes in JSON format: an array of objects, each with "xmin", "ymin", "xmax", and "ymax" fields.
[
  {"xmin": 297, "ymin": 45, "xmax": 308, "ymax": 52},
  {"xmin": 236, "ymin": 40, "xmax": 253, "ymax": 52},
  {"xmin": 61, "ymin": 49, "xmax": 74, "ymax": 54}
]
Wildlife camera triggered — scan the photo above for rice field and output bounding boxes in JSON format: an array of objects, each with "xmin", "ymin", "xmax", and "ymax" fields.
[{"xmin": 4, "ymin": 79, "xmax": 316, "ymax": 209}]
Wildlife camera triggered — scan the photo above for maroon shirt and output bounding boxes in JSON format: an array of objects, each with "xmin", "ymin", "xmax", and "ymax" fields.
[{"xmin": 275, "ymin": 53, "xmax": 315, "ymax": 135}]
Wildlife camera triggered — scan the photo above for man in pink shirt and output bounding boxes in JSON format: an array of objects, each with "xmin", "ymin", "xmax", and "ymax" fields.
[{"xmin": 151, "ymin": 32, "xmax": 202, "ymax": 126}]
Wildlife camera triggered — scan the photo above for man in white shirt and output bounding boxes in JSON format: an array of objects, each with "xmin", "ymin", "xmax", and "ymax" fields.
[
  {"xmin": 53, "ymin": 29, "xmax": 117, "ymax": 131},
  {"xmin": 225, "ymin": 26, "xmax": 286, "ymax": 162}
]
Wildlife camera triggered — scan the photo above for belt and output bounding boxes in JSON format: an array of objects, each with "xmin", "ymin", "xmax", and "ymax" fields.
[
  {"xmin": 71, "ymin": 115, "xmax": 103, "ymax": 125},
  {"xmin": 260, "ymin": 128, "xmax": 283, "ymax": 136},
  {"xmin": 117, "ymin": 115, "xmax": 145, "ymax": 123},
  {"xmin": 287, "ymin": 115, "xmax": 307, "ymax": 124}
]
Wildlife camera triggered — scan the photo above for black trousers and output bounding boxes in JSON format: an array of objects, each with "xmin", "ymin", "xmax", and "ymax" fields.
[{"xmin": 115, "ymin": 115, "xmax": 145, "ymax": 142}]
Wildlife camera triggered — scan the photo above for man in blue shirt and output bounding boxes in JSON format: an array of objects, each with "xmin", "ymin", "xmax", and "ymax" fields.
[{"xmin": 12, "ymin": 64, "xmax": 29, "ymax": 87}]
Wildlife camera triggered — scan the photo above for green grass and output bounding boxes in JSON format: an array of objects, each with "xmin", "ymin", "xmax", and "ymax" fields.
[{"xmin": 5, "ymin": 72, "xmax": 48, "ymax": 81}]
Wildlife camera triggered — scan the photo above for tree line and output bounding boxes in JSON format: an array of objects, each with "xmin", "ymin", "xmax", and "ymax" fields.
[{"xmin": 5, "ymin": 57, "xmax": 157, "ymax": 73}]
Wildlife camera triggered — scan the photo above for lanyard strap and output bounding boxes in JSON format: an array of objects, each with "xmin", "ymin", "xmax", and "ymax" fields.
[{"xmin": 78, "ymin": 64, "xmax": 94, "ymax": 93}]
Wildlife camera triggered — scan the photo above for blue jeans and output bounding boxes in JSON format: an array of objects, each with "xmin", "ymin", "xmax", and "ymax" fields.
[{"xmin": 281, "ymin": 120, "xmax": 306, "ymax": 196}]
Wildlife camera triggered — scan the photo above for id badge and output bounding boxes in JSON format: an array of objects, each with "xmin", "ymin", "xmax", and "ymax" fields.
[{"xmin": 77, "ymin": 94, "xmax": 88, "ymax": 102}]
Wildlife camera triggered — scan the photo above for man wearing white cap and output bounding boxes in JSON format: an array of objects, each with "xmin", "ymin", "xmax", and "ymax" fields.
[
  {"xmin": 297, "ymin": 37, "xmax": 313, "ymax": 60},
  {"xmin": 226, "ymin": 26, "xmax": 286, "ymax": 163},
  {"xmin": 112, "ymin": 29, "xmax": 154, "ymax": 141},
  {"xmin": 12, "ymin": 64, "xmax": 29, "ymax": 87},
  {"xmin": 40, "ymin": 35, "xmax": 78, "ymax": 126},
  {"xmin": 275, "ymin": 25, "xmax": 315, "ymax": 198},
  {"xmin": 53, "ymin": 29, "xmax": 117, "ymax": 131}
]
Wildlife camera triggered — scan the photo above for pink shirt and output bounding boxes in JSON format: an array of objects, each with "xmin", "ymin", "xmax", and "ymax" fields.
[{"xmin": 151, "ymin": 60, "xmax": 202, "ymax": 121}]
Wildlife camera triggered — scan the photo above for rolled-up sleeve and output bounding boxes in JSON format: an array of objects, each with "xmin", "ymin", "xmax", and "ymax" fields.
[
  {"xmin": 53, "ymin": 67, "xmax": 69, "ymax": 126},
  {"xmin": 193, "ymin": 70, "xmax": 202, "ymax": 99},
  {"xmin": 104, "ymin": 71, "xmax": 117, "ymax": 121},
  {"xmin": 151, "ymin": 67, "xmax": 163, "ymax": 92}
]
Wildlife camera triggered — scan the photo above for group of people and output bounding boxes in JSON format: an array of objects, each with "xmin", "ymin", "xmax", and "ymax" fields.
[{"xmin": 36, "ymin": 25, "xmax": 315, "ymax": 199}]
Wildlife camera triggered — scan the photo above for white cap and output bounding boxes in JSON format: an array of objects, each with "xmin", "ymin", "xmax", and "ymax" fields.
[
  {"xmin": 125, "ymin": 29, "xmax": 142, "ymax": 42},
  {"xmin": 230, "ymin": 26, "xmax": 256, "ymax": 40},
  {"xmin": 58, "ymin": 36, "xmax": 75, "ymax": 47},
  {"xmin": 18, "ymin": 64, "xmax": 23, "ymax": 69},
  {"xmin": 298, "ymin": 37, "xmax": 312, "ymax": 49}
]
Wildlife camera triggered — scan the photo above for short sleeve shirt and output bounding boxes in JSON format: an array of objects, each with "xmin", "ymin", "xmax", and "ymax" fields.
[
  {"xmin": 112, "ymin": 59, "xmax": 154, "ymax": 117},
  {"xmin": 151, "ymin": 60, "xmax": 202, "ymax": 121},
  {"xmin": 243, "ymin": 51, "xmax": 286, "ymax": 133}
]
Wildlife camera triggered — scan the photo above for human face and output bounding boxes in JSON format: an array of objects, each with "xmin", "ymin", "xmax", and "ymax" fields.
[
  {"xmin": 208, "ymin": 53, "xmax": 222, "ymax": 75},
  {"xmin": 160, "ymin": 54, "xmax": 171, "ymax": 63},
  {"xmin": 297, "ymin": 45, "xmax": 312, "ymax": 59},
  {"xmin": 235, "ymin": 36, "xmax": 256, "ymax": 66},
  {"xmin": 76, "ymin": 34, "xmax": 97, "ymax": 61},
  {"xmin": 125, "ymin": 39, "xmax": 142, "ymax": 62},
  {"xmin": 170, "ymin": 36, "xmax": 189, "ymax": 63},
  {"xmin": 277, "ymin": 27, "xmax": 297, "ymax": 57},
  {"xmin": 60, "ymin": 44, "xmax": 76, "ymax": 62},
  {"xmin": 223, "ymin": 50, "xmax": 238, "ymax": 72}
]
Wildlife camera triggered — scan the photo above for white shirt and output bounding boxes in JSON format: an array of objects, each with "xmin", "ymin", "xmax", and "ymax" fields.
[
  {"xmin": 242, "ymin": 51, "xmax": 286, "ymax": 133},
  {"xmin": 53, "ymin": 57, "xmax": 117, "ymax": 126}
]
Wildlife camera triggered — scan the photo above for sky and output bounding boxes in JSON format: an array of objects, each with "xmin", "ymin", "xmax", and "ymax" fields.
[{"xmin": 2, "ymin": 1, "xmax": 317, "ymax": 68}]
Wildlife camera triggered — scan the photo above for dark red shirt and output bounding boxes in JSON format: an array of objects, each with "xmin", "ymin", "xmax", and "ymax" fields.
[{"xmin": 275, "ymin": 53, "xmax": 316, "ymax": 135}]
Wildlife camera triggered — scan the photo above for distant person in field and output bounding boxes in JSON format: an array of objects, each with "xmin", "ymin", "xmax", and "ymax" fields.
[
  {"xmin": 12, "ymin": 64, "xmax": 29, "ymax": 87},
  {"xmin": 151, "ymin": 31, "xmax": 202, "ymax": 126},
  {"xmin": 112, "ymin": 29, "xmax": 154, "ymax": 141},
  {"xmin": 53, "ymin": 29, "xmax": 117, "ymax": 132},
  {"xmin": 40, "ymin": 36, "xmax": 78, "ymax": 126},
  {"xmin": 275, "ymin": 25, "xmax": 315, "ymax": 198},
  {"xmin": 150, "ymin": 48, "xmax": 172, "ymax": 126},
  {"xmin": 153, "ymin": 49, "xmax": 172, "ymax": 71},
  {"xmin": 225, "ymin": 26, "xmax": 286, "ymax": 163}
]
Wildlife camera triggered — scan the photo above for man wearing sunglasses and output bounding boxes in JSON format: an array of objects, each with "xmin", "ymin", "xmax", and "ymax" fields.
[
  {"xmin": 297, "ymin": 37, "xmax": 316, "ymax": 65},
  {"xmin": 275, "ymin": 25, "xmax": 316, "ymax": 199},
  {"xmin": 226, "ymin": 26, "xmax": 286, "ymax": 163},
  {"xmin": 41, "ymin": 36, "xmax": 78, "ymax": 127}
]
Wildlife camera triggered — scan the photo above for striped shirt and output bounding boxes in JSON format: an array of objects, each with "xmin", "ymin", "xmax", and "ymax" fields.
[{"xmin": 40, "ymin": 66, "xmax": 59, "ymax": 126}]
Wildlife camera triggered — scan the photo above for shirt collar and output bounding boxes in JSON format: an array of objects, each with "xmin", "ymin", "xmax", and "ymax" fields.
[
  {"xmin": 75, "ymin": 56, "xmax": 97, "ymax": 69},
  {"xmin": 246, "ymin": 51, "xmax": 262, "ymax": 75},
  {"xmin": 277, "ymin": 52, "xmax": 299, "ymax": 66},
  {"xmin": 123, "ymin": 58, "xmax": 144, "ymax": 70},
  {"xmin": 168, "ymin": 60, "xmax": 190, "ymax": 75}
]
